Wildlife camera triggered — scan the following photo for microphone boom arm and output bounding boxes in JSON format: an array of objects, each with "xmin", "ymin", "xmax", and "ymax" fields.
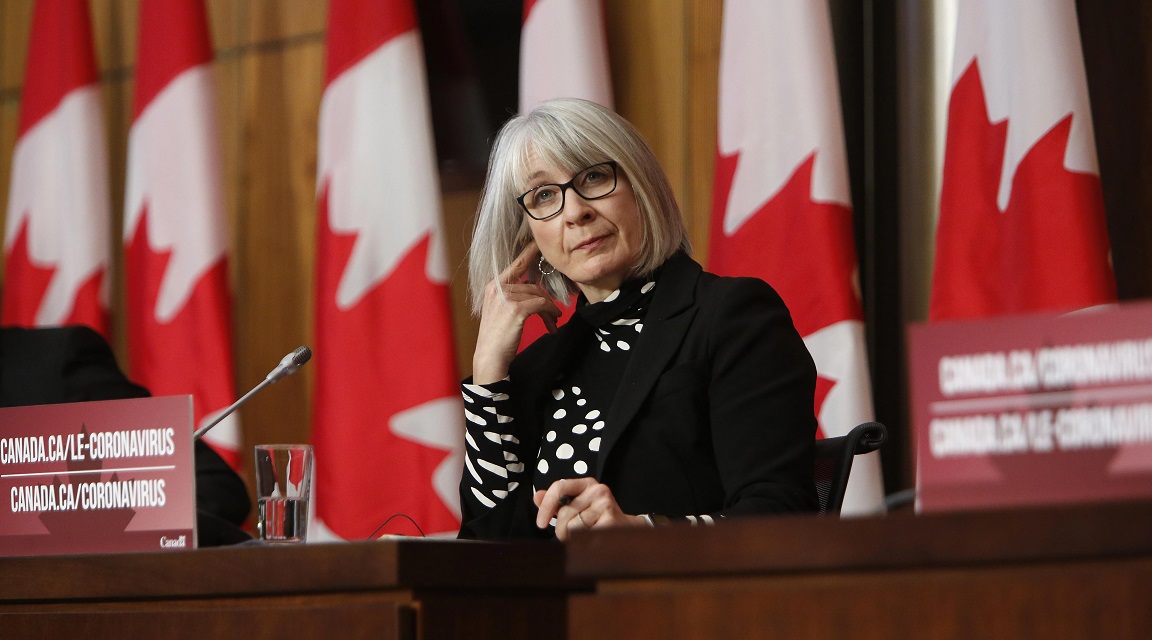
[
  {"xmin": 193, "ymin": 346, "xmax": 312, "ymax": 440},
  {"xmin": 192, "ymin": 379, "xmax": 271, "ymax": 439}
]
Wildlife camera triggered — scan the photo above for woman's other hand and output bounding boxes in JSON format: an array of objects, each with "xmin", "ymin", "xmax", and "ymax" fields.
[
  {"xmin": 472, "ymin": 242, "xmax": 563, "ymax": 384},
  {"xmin": 533, "ymin": 477, "xmax": 646, "ymax": 541}
]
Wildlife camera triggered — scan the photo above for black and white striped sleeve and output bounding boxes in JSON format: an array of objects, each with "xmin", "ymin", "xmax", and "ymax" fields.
[{"xmin": 460, "ymin": 378, "xmax": 527, "ymax": 514}]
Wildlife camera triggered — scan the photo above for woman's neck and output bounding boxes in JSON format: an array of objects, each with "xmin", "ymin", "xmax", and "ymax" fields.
[{"xmin": 578, "ymin": 278, "xmax": 625, "ymax": 304}]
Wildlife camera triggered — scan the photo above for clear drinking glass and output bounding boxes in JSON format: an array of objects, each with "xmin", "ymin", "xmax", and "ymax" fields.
[{"xmin": 253, "ymin": 444, "xmax": 312, "ymax": 543}]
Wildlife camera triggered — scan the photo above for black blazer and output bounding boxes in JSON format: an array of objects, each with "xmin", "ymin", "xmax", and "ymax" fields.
[
  {"xmin": 459, "ymin": 253, "xmax": 818, "ymax": 539},
  {"xmin": 0, "ymin": 325, "xmax": 251, "ymax": 544}
]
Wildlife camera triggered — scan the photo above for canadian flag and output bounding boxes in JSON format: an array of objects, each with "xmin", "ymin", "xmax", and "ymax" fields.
[
  {"xmin": 517, "ymin": 0, "xmax": 613, "ymax": 349},
  {"xmin": 3, "ymin": 0, "xmax": 110, "ymax": 336},
  {"xmin": 931, "ymin": 0, "xmax": 1115, "ymax": 320},
  {"xmin": 123, "ymin": 0, "xmax": 241, "ymax": 469},
  {"xmin": 708, "ymin": 1, "xmax": 884, "ymax": 515},
  {"xmin": 519, "ymin": 0, "xmax": 613, "ymax": 113},
  {"xmin": 311, "ymin": 0, "xmax": 463, "ymax": 538}
]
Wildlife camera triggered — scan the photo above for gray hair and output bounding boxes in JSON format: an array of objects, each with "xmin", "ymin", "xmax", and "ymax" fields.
[{"xmin": 467, "ymin": 98, "xmax": 691, "ymax": 315}]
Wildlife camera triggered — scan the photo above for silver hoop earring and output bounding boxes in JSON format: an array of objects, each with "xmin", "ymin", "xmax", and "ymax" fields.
[{"xmin": 538, "ymin": 255, "xmax": 556, "ymax": 276}]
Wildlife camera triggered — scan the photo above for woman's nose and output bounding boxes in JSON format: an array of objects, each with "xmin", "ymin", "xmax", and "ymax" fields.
[{"xmin": 560, "ymin": 189, "xmax": 596, "ymax": 223}]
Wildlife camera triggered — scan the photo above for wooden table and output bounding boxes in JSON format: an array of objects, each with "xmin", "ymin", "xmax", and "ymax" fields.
[
  {"xmin": 7, "ymin": 501, "xmax": 1151, "ymax": 639},
  {"xmin": 566, "ymin": 500, "xmax": 1152, "ymax": 639},
  {"xmin": 0, "ymin": 538, "xmax": 579, "ymax": 640}
]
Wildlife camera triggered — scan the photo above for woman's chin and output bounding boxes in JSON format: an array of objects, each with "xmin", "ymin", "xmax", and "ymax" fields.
[{"xmin": 571, "ymin": 255, "xmax": 628, "ymax": 282}]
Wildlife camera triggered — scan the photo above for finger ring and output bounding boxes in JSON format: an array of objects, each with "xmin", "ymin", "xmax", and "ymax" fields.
[{"xmin": 577, "ymin": 512, "xmax": 588, "ymax": 528}]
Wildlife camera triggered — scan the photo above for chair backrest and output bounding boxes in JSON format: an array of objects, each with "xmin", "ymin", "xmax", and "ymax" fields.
[{"xmin": 812, "ymin": 421, "xmax": 888, "ymax": 516}]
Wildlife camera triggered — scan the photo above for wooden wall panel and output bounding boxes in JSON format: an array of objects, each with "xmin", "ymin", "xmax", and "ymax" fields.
[
  {"xmin": 241, "ymin": 0, "xmax": 327, "ymax": 46},
  {"xmin": 0, "ymin": 101, "xmax": 18, "ymax": 282},
  {"xmin": 214, "ymin": 55, "xmax": 242, "ymax": 289},
  {"xmin": 205, "ymin": 0, "xmax": 242, "ymax": 50},
  {"xmin": 0, "ymin": 0, "xmax": 33, "ymax": 288},
  {"xmin": 90, "ymin": 0, "xmax": 136, "ymax": 73},
  {"xmin": 442, "ymin": 186, "xmax": 483, "ymax": 377},
  {"xmin": 685, "ymin": 0, "xmax": 722, "ymax": 265},
  {"xmin": 89, "ymin": 3, "xmax": 134, "ymax": 356},
  {"xmin": 603, "ymin": 1, "xmax": 721, "ymax": 264},
  {"xmin": 0, "ymin": 0, "xmax": 34, "ymax": 92},
  {"xmin": 98, "ymin": 76, "xmax": 131, "ymax": 351},
  {"xmin": 605, "ymin": 1, "xmax": 688, "ymax": 213},
  {"xmin": 234, "ymin": 28, "xmax": 325, "ymax": 455}
]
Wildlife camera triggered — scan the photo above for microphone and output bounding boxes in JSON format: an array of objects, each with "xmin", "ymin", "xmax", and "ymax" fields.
[
  {"xmin": 265, "ymin": 346, "xmax": 312, "ymax": 383},
  {"xmin": 193, "ymin": 346, "xmax": 313, "ymax": 440}
]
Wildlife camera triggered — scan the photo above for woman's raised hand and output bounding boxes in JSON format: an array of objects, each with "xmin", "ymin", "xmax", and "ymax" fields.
[{"xmin": 472, "ymin": 241, "xmax": 562, "ymax": 384}]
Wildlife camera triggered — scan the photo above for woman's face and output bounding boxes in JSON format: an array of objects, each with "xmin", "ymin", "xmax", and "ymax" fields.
[{"xmin": 522, "ymin": 157, "xmax": 643, "ymax": 303}]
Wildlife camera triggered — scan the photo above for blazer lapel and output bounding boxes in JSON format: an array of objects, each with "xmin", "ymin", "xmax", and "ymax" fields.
[{"xmin": 595, "ymin": 254, "xmax": 702, "ymax": 477}]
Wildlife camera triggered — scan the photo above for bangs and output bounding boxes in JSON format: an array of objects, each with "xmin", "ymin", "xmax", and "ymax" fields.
[{"xmin": 506, "ymin": 117, "xmax": 609, "ymax": 191}]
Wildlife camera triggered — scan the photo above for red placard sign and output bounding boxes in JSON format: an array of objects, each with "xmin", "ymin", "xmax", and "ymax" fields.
[
  {"xmin": 909, "ymin": 303, "xmax": 1152, "ymax": 513},
  {"xmin": 0, "ymin": 395, "xmax": 197, "ymax": 556}
]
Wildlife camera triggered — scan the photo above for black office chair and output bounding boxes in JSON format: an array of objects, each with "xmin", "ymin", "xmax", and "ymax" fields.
[{"xmin": 813, "ymin": 421, "xmax": 888, "ymax": 516}]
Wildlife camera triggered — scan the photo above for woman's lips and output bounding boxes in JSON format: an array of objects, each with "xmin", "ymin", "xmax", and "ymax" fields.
[{"xmin": 573, "ymin": 235, "xmax": 609, "ymax": 251}]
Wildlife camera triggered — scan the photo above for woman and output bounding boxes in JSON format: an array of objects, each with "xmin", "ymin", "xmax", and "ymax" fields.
[{"xmin": 460, "ymin": 98, "xmax": 817, "ymax": 540}]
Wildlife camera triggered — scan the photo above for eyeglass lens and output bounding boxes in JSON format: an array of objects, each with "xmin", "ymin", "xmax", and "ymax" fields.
[{"xmin": 521, "ymin": 162, "xmax": 616, "ymax": 219}]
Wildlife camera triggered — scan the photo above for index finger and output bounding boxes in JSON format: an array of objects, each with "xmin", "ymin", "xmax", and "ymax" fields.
[{"xmin": 500, "ymin": 241, "xmax": 540, "ymax": 284}]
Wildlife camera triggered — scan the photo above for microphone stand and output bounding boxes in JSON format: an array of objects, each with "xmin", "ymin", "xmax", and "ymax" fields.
[
  {"xmin": 193, "ymin": 380, "xmax": 272, "ymax": 440},
  {"xmin": 193, "ymin": 346, "xmax": 312, "ymax": 440}
]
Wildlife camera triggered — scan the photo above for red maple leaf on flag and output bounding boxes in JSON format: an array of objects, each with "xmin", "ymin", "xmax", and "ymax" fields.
[
  {"xmin": 931, "ymin": 61, "xmax": 1115, "ymax": 320},
  {"xmin": 61, "ymin": 268, "xmax": 106, "ymax": 333},
  {"xmin": 710, "ymin": 153, "xmax": 861, "ymax": 337},
  {"xmin": 312, "ymin": 186, "xmax": 460, "ymax": 536},
  {"xmin": 2, "ymin": 217, "xmax": 106, "ymax": 333},
  {"xmin": 710, "ymin": 150, "xmax": 863, "ymax": 438},
  {"xmin": 124, "ymin": 210, "xmax": 238, "ymax": 468},
  {"xmin": 2, "ymin": 218, "xmax": 56, "ymax": 327}
]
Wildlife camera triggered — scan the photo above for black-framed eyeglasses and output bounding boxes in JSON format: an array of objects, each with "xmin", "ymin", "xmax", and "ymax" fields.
[{"xmin": 516, "ymin": 161, "xmax": 618, "ymax": 221}]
